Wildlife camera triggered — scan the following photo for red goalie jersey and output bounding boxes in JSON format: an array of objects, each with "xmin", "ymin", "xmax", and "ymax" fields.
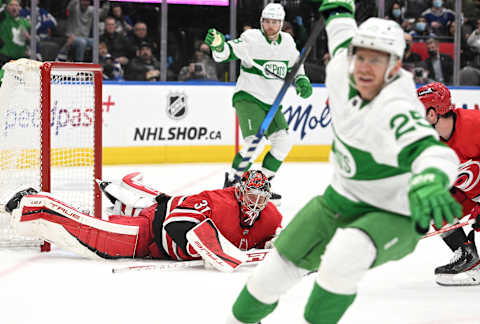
[{"xmin": 145, "ymin": 186, "xmax": 282, "ymax": 261}]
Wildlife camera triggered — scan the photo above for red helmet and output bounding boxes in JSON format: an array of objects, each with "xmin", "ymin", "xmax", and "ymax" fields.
[
  {"xmin": 417, "ymin": 82, "xmax": 454, "ymax": 115},
  {"xmin": 235, "ymin": 170, "xmax": 271, "ymax": 227}
]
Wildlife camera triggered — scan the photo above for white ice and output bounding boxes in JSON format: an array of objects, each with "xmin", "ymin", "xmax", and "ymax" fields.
[{"xmin": 1, "ymin": 162, "xmax": 479, "ymax": 324}]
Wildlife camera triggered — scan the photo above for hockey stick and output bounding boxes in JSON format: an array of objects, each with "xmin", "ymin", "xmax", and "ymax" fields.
[
  {"xmin": 111, "ymin": 249, "xmax": 270, "ymax": 274},
  {"xmin": 233, "ymin": 17, "xmax": 326, "ymax": 181},
  {"xmin": 422, "ymin": 217, "xmax": 476, "ymax": 239}
]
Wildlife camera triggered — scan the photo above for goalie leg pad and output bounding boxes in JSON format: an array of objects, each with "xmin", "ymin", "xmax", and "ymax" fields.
[
  {"xmin": 246, "ymin": 248, "xmax": 308, "ymax": 304},
  {"xmin": 315, "ymin": 228, "xmax": 377, "ymax": 295},
  {"xmin": 15, "ymin": 195, "xmax": 154, "ymax": 259},
  {"xmin": 101, "ymin": 180, "xmax": 156, "ymax": 216}
]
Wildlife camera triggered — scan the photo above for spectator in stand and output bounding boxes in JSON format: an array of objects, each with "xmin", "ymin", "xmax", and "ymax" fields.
[
  {"xmin": 178, "ymin": 42, "xmax": 217, "ymax": 81},
  {"xmin": 413, "ymin": 62, "xmax": 434, "ymax": 84},
  {"xmin": 0, "ymin": 0, "xmax": 30, "ymax": 66},
  {"xmin": 410, "ymin": 16, "xmax": 436, "ymax": 41},
  {"xmin": 402, "ymin": 33, "xmax": 422, "ymax": 73},
  {"xmin": 126, "ymin": 21, "xmax": 158, "ymax": 59},
  {"xmin": 388, "ymin": 2, "xmax": 404, "ymax": 26},
  {"xmin": 467, "ymin": 19, "xmax": 480, "ymax": 68},
  {"xmin": 19, "ymin": 2, "xmax": 57, "ymax": 41},
  {"xmin": 124, "ymin": 41, "xmax": 161, "ymax": 81},
  {"xmin": 424, "ymin": 37, "xmax": 453, "ymax": 84},
  {"xmin": 20, "ymin": 2, "xmax": 60, "ymax": 61},
  {"xmin": 110, "ymin": 4, "xmax": 133, "ymax": 36},
  {"xmin": 100, "ymin": 16, "xmax": 129, "ymax": 66},
  {"xmin": 57, "ymin": 0, "xmax": 108, "ymax": 62},
  {"xmin": 421, "ymin": 0, "xmax": 455, "ymax": 37},
  {"xmin": 99, "ymin": 41, "xmax": 123, "ymax": 81}
]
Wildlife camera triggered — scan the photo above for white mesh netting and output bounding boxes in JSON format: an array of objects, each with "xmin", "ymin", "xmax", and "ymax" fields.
[{"xmin": 0, "ymin": 59, "xmax": 98, "ymax": 248}]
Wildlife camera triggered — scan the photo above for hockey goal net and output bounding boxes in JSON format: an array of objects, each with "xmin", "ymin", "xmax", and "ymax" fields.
[{"xmin": 0, "ymin": 59, "xmax": 102, "ymax": 249}]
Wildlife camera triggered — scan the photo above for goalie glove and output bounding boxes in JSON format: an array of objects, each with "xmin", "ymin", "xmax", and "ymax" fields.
[
  {"xmin": 204, "ymin": 28, "xmax": 225, "ymax": 52},
  {"xmin": 186, "ymin": 218, "xmax": 247, "ymax": 272},
  {"xmin": 408, "ymin": 168, "xmax": 462, "ymax": 234}
]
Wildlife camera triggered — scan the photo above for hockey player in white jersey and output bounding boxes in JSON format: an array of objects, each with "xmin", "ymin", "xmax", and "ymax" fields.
[
  {"xmin": 226, "ymin": 1, "xmax": 462, "ymax": 323},
  {"xmin": 204, "ymin": 3, "xmax": 312, "ymax": 200}
]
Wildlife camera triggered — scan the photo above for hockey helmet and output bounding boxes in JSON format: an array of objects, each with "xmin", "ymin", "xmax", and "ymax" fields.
[
  {"xmin": 417, "ymin": 82, "xmax": 454, "ymax": 115},
  {"xmin": 235, "ymin": 170, "xmax": 272, "ymax": 227},
  {"xmin": 261, "ymin": 3, "xmax": 285, "ymax": 21},
  {"xmin": 350, "ymin": 17, "xmax": 405, "ymax": 82}
]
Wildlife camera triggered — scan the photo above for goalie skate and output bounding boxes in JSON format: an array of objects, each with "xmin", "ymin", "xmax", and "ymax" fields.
[{"xmin": 435, "ymin": 234, "xmax": 480, "ymax": 286}]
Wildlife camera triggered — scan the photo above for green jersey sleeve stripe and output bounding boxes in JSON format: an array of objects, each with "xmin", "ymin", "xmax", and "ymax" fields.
[
  {"xmin": 325, "ymin": 12, "xmax": 355, "ymax": 27},
  {"xmin": 333, "ymin": 37, "xmax": 352, "ymax": 57},
  {"xmin": 397, "ymin": 135, "xmax": 448, "ymax": 171},
  {"xmin": 216, "ymin": 42, "xmax": 239, "ymax": 63}
]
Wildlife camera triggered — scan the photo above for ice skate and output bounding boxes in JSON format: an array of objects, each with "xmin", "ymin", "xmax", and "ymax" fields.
[
  {"xmin": 435, "ymin": 232, "xmax": 480, "ymax": 286},
  {"xmin": 4, "ymin": 188, "xmax": 38, "ymax": 214},
  {"xmin": 223, "ymin": 172, "xmax": 237, "ymax": 188}
]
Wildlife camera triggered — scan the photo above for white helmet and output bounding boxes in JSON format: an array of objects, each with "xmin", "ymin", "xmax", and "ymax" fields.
[
  {"xmin": 261, "ymin": 3, "xmax": 285, "ymax": 21},
  {"xmin": 350, "ymin": 17, "xmax": 405, "ymax": 81}
]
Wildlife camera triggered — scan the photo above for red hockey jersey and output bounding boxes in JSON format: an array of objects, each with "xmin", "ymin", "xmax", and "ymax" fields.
[
  {"xmin": 141, "ymin": 187, "xmax": 282, "ymax": 261},
  {"xmin": 447, "ymin": 108, "xmax": 480, "ymax": 203}
]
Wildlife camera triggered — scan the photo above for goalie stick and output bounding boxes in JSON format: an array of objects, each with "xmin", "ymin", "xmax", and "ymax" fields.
[
  {"xmin": 233, "ymin": 17, "xmax": 326, "ymax": 181},
  {"xmin": 111, "ymin": 249, "xmax": 270, "ymax": 274}
]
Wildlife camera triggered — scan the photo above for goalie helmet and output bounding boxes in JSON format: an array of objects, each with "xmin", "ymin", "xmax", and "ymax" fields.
[
  {"xmin": 350, "ymin": 17, "xmax": 405, "ymax": 82},
  {"xmin": 235, "ymin": 170, "xmax": 272, "ymax": 227},
  {"xmin": 417, "ymin": 82, "xmax": 454, "ymax": 115}
]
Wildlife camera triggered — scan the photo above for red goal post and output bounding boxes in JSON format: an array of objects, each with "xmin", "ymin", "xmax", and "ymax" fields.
[{"xmin": 0, "ymin": 59, "xmax": 103, "ymax": 250}]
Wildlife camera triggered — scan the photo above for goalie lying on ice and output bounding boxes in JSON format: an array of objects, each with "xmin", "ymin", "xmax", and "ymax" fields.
[{"xmin": 4, "ymin": 170, "xmax": 282, "ymax": 272}]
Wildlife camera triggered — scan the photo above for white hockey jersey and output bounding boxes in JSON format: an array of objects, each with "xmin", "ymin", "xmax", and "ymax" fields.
[
  {"xmin": 324, "ymin": 17, "xmax": 459, "ymax": 216},
  {"xmin": 212, "ymin": 29, "xmax": 305, "ymax": 105}
]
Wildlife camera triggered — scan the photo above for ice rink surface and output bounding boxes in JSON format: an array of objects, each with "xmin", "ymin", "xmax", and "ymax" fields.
[{"xmin": 1, "ymin": 162, "xmax": 479, "ymax": 324}]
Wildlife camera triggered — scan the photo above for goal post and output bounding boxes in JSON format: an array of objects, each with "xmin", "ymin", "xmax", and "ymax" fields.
[{"xmin": 0, "ymin": 59, "xmax": 103, "ymax": 249}]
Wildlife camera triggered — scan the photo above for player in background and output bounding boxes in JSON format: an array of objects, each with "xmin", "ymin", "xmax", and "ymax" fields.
[
  {"xmin": 417, "ymin": 82, "xmax": 480, "ymax": 286},
  {"xmin": 204, "ymin": 3, "xmax": 313, "ymax": 201},
  {"xmin": 4, "ymin": 170, "xmax": 282, "ymax": 270},
  {"xmin": 226, "ymin": 1, "xmax": 462, "ymax": 323}
]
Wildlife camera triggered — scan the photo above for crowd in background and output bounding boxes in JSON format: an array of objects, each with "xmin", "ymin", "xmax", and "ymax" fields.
[{"xmin": 1, "ymin": 0, "xmax": 480, "ymax": 85}]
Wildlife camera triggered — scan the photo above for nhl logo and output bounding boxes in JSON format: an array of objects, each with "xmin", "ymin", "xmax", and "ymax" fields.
[{"xmin": 166, "ymin": 92, "xmax": 188, "ymax": 120}]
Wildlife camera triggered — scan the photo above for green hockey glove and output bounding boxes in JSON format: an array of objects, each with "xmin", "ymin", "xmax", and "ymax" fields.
[
  {"xmin": 319, "ymin": 0, "xmax": 355, "ymax": 17},
  {"xmin": 204, "ymin": 28, "xmax": 225, "ymax": 52},
  {"xmin": 408, "ymin": 168, "xmax": 462, "ymax": 234},
  {"xmin": 295, "ymin": 76, "xmax": 312, "ymax": 99}
]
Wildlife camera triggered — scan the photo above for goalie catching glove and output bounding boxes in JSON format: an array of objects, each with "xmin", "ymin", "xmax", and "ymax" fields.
[
  {"xmin": 295, "ymin": 75, "xmax": 312, "ymax": 99},
  {"xmin": 408, "ymin": 168, "xmax": 462, "ymax": 234},
  {"xmin": 204, "ymin": 28, "xmax": 225, "ymax": 52}
]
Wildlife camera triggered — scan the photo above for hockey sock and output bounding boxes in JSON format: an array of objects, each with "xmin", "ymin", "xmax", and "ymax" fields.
[
  {"xmin": 261, "ymin": 152, "xmax": 282, "ymax": 179},
  {"xmin": 232, "ymin": 285, "xmax": 278, "ymax": 324},
  {"xmin": 304, "ymin": 282, "xmax": 356, "ymax": 324},
  {"xmin": 442, "ymin": 227, "xmax": 468, "ymax": 252}
]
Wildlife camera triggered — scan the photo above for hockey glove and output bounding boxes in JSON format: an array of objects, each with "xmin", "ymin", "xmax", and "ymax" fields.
[
  {"xmin": 204, "ymin": 28, "xmax": 225, "ymax": 52},
  {"xmin": 295, "ymin": 75, "xmax": 312, "ymax": 99},
  {"xmin": 318, "ymin": 0, "xmax": 355, "ymax": 18},
  {"xmin": 408, "ymin": 168, "xmax": 462, "ymax": 234}
]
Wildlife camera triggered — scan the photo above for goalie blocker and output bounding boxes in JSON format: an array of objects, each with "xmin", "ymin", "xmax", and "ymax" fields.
[{"xmin": 6, "ymin": 170, "xmax": 282, "ymax": 270}]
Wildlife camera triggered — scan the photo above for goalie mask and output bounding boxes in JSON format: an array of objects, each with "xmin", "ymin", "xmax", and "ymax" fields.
[{"xmin": 235, "ymin": 170, "xmax": 272, "ymax": 227}]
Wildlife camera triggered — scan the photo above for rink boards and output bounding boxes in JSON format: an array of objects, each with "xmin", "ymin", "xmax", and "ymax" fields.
[{"xmin": 101, "ymin": 82, "xmax": 480, "ymax": 164}]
